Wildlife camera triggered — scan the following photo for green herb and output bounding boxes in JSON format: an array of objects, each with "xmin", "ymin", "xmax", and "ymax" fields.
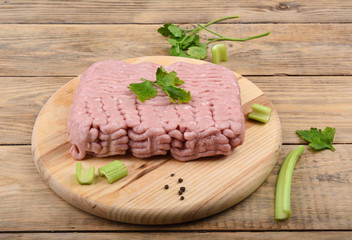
[
  {"xmin": 98, "ymin": 160, "xmax": 128, "ymax": 184},
  {"xmin": 275, "ymin": 145, "xmax": 305, "ymax": 220},
  {"xmin": 128, "ymin": 80, "xmax": 158, "ymax": 103},
  {"xmin": 211, "ymin": 43, "xmax": 227, "ymax": 64},
  {"xmin": 128, "ymin": 66, "xmax": 191, "ymax": 103},
  {"xmin": 248, "ymin": 103, "xmax": 272, "ymax": 123},
  {"xmin": 76, "ymin": 162, "xmax": 95, "ymax": 185},
  {"xmin": 296, "ymin": 127, "xmax": 336, "ymax": 151},
  {"xmin": 158, "ymin": 15, "xmax": 271, "ymax": 60}
]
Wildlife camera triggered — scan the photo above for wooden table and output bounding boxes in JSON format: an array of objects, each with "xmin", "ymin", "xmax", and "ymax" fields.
[{"xmin": 1, "ymin": 1, "xmax": 351, "ymax": 239}]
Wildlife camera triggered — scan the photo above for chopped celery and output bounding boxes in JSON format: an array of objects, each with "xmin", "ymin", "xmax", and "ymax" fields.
[
  {"xmin": 98, "ymin": 160, "xmax": 128, "ymax": 184},
  {"xmin": 76, "ymin": 162, "xmax": 95, "ymax": 185},
  {"xmin": 275, "ymin": 145, "xmax": 305, "ymax": 220},
  {"xmin": 211, "ymin": 43, "xmax": 227, "ymax": 64},
  {"xmin": 248, "ymin": 103, "xmax": 272, "ymax": 123}
]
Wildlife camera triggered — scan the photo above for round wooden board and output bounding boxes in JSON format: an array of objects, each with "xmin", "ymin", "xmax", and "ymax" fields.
[{"xmin": 32, "ymin": 56, "xmax": 282, "ymax": 225}]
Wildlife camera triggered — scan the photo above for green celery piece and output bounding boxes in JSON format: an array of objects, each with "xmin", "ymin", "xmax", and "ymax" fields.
[
  {"xmin": 248, "ymin": 103, "xmax": 272, "ymax": 123},
  {"xmin": 275, "ymin": 145, "xmax": 305, "ymax": 220},
  {"xmin": 98, "ymin": 160, "xmax": 128, "ymax": 184},
  {"xmin": 76, "ymin": 162, "xmax": 95, "ymax": 185},
  {"xmin": 211, "ymin": 43, "xmax": 227, "ymax": 64}
]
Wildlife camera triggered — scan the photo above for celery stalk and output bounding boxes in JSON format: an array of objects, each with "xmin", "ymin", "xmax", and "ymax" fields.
[
  {"xmin": 211, "ymin": 43, "xmax": 227, "ymax": 64},
  {"xmin": 275, "ymin": 145, "xmax": 305, "ymax": 220},
  {"xmin": 248, "ymin": 103, "xmax": 272, "ymax": 123},
  {"xmin": 76, "ymin": 162, "xmax": 95, "ymax": 185},
  {"xmin": 98, "ymin": 160, "xmax": 128, "ymax": 184}
]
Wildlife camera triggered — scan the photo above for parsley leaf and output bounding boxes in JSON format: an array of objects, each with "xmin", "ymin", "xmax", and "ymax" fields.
[
  {"xmin": 187, "ymin": 46, "xmax": 208, "ymax": 59},
  {"xmin": 167, "ymin": 24, "xmax": 185, "ymax": 38},
  {"xmin": 157, "ymin": 23, "xmax": 172, "ymax": 36},
  {"xmin": 296, "ymin": 127, "xmax": 336, "ymax": 151},
  {"xmin": 181, "ymin": 35, "xmax": 196, "ymax": 48},
  {"xmin": 170, "ymin": 47, "xmax": 189, "ymax": 57},
  {"xmin": 167, "ymin": 38, "xmax": 178, "ymax": 46},
  {"xmin": 155, "ymin": 66, "xmax": 184, "ymax": 86},
  {"xmin": 128, "ymin": 67, "xmax": 191, "ymax": 104},
  {"xmin": 158, "ymin": 23, "xmax": 185, "ymax": 38},
  {"xmin": 128, "ymin": 79, "xmax": 158, "ymax": 103},
  {"xmin": 162, "ymin": 86, "xmax": 191, "ymax": 104}
]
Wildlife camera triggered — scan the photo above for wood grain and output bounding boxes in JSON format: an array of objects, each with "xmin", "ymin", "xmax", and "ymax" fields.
[
  {"xmin": 250, "ymin": 76, "xmax": 352, "ymax": 144},
  {"xmin": 0, "ymin": 232, "xmax": 351, "ymax": 240},
  {"xmin": 0, "ymin": 24, "xmax": 351, "ymax": 76},
  {"xmin": 31, "ymin": 56, "xmax": 281, "ymax": 224},
  {"xmin": 2, "ymin": 76, "xmax": 351, "ymax": 145},
  {"xmin": 1, "ymin": 145, "xmax": 351, "ymax": 231},
  {"xmin": 0, "ymin": 77, "xmax": 71, "ymax": 144},
  {"xmin": 1, "ymin": 0, "xmax": 352, "ymax": 24}
]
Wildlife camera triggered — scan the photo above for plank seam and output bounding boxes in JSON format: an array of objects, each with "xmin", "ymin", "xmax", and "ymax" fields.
[
  {"xmin": 1, "ymin": 22, "xmax": 352, "ymax": 25},
  {"xmin": 0, "ymin": 230, "xmax": 352, "ymax": 233},
  {"xmin": 0, "ymin": 144, "xmax": 31, "ymax": 146},
  {"xmin": 0, "ymin": 75, "xmax": 77, "ymax": 78}
]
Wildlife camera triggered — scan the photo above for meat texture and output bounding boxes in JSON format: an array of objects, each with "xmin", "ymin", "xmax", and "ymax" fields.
[{"xmin": 67, "ymin": 60, "xmax": 245, "ymax": 161}]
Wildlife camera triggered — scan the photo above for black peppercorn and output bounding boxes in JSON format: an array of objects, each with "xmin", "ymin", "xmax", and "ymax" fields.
[
  {"xmin": 178, "ymin": 178, "xmax": 183, "ymax": 183},
  {"xmin": 164, "ymin": 184, "xmax": 169, "ymax": 189},
  {"xmin": 178, "ymin": 190, "xmax": 183, "ymax": 195},
  {"xmin": 180, "ymin": 196, "xmax": 184, "ymax": 200},
  {"xmin": 170, "ymin": 173, "xmax": 175, "ymax": 177},
  {"xmin": 180, "ymin": 187, "xmax": 186, "ymax": 192}
]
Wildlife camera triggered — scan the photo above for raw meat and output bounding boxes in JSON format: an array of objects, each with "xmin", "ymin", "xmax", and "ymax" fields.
[{"xmin": 67, "ymin": 60, "xmax": 245, "ymax": 161}]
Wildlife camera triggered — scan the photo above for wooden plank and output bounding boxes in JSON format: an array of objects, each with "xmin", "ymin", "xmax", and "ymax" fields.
[
  {"xmin": 1, "ymin": 76, "xmax": 351, "ymax": 145},
  {"xmin": 1, "ymin": 145, "xmax": 351, "ymax": 231},
  {"xmin": 0, "ymin": 232, "xmax": 351, "ymax": 240},
  {"xmin": 0, "ymin": 24, "xmax": 351, "ymax": 76},
  {"xmin": 1, "ymin": 0, "xmax": 352, "ymax": 24},
  {"xmin": 249, "ymin": 76, "xmax": 352, "ymax": 144},
  {"xmin": 0, "ymin": 77, "xmax": 71, "ymax": 144}
]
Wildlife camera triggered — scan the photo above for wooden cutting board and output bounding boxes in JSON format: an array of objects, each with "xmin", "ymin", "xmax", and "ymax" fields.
[{"xmin": 32, "ymin": 56, "xmax": 282, "ymax": 225}]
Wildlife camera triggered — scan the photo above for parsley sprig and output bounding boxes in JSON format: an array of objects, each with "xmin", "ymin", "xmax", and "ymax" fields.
[
  {"xmin": 128, "ymin": 66, "xmax": 191, "ymax": 104},
  {"xmin": 158, "ymin": 15, "xmax": 271, "ymax": 60},
  {"xmin": 296, "ymin": 127, "xmax": 336, "ymax": 151}
]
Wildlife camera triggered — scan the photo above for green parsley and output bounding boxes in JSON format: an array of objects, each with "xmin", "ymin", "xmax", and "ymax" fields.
[
  {"xmin": 296, "ymin": 127, "xmax": 336, "ymax": 151},
  {"xmin": 128, "ymin": 66, "xmax": 191, "ymax": 104},
  {"xmin": 158, "ymin": 15, "xmax": 271, "ymax": 60},
  {"xmin": 128, "ymin": 80, "xmax": 157, "ymax": 103}
]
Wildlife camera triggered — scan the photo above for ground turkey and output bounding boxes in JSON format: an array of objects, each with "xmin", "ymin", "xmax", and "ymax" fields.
[{"xmin": 67, "ymin": 60, "xmax": 245, "ymax": 161}]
